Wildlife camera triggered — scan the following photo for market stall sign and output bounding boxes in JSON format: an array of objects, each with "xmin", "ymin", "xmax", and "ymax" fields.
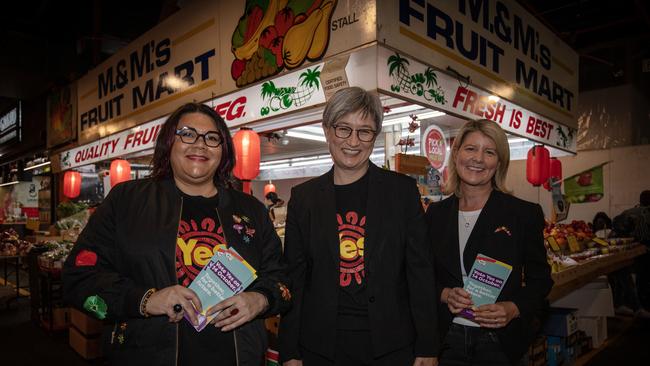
[
  {"xmin": 421, "ymin": 124, "xmax": 447, "ymax": 170},
  {"xmin": 378, "ymin": 0, "xmax": 579, "ymax": 130},
  {"xmin": 60, "ymin": 117, "xmax": 164, "ymax": 171},
  {"xmin": 76, "ymin": 1, "xmax": 221, "ymax": 145},
  {"xmin": 378, "ymin": 48, "xmax": 577, "ymax": 153},
  {"xmin": 0, "ymin": 105, "xmax": 21, "ymax": 145},
  {"xmin": 76, "ymin": 0, "xmax": 376, "ymax": 145},
  {"xmin": 206, "ymin": 63, "xmax": 327, "ymax": 128}
]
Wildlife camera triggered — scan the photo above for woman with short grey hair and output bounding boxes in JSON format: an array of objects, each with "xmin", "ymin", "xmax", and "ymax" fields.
[{"xmin": 280, "ymin": 87, "xmax": 439, "ymax": 366}]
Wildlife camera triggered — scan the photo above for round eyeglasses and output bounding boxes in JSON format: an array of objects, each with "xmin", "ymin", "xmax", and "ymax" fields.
[
  {"xmin": 175, "ymin": 127, "xmax": 223, "ymax": 147},
  {"xmin": 331, "ymin": 124, "xmax": 377, "ymax": 142}
]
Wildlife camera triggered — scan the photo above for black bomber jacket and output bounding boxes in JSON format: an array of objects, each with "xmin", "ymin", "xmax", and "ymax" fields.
[{"xmin": 62, "ymin": 178, "xmax": 290, "ymax": 366}]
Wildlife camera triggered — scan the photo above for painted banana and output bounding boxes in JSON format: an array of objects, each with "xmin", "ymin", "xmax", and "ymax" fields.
[
  {"xmin": 282, "ymin": 8, "xmax": 323, "ymax": 69},
  {"xmin": 307, "ymin": 0, "xmax": 336, "ymax": 60},
  {"xmin": 233, "ymin": 0, "xmax": 280, "ymax": 60}
]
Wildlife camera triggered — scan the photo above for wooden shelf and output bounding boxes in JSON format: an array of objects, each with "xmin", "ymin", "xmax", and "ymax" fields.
[{"xmin": 548, "ymin": 245, "xmax": 646, "ymax": 301}]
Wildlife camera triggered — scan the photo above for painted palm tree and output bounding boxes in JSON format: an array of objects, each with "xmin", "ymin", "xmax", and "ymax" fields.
[
  {"xmin": 556, "ymin": 125, "xmax": 568, "ymax": 147},
  {"xmin": 424, "ymin": 67, "xmax": 437, "ymax": 88},
  {"xmin": 294, "ymin": 66, "xmax": 321, "ymax": 106},
  {"xmin": 388, "ymin": 53, "xmax": 411, "ymax": 92},
  {"xmin": 260, "ymin": 80, "xmax": 295, "ymax": 115}
]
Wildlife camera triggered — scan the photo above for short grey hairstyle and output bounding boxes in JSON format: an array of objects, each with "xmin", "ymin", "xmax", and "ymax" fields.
[{"xmin": 322, "ymin": 87, "xmax": 384, "ymax": 132}]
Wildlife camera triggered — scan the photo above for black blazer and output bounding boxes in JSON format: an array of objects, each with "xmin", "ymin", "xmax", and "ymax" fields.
[
  {"xmin": 279, "ymin": 163, "xmax": 439, "ymax": 362},
  {"xmin": 425, "ymin": 190, "xmax": 553, "ymax": 363}
]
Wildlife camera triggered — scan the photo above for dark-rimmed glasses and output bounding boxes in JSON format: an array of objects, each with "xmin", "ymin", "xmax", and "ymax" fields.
[
  {"xmin": 331, "ymin": 124, "xmax": 377, "ymax": 142},
  {"xmin": 175, "ymin": 126, "xmax": 223, "ymax": 147}
]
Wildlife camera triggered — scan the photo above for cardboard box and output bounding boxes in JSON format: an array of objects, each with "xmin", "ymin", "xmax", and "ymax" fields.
[
  {"xmin": 578, "ymin": 316, "xmax": 607, "ymax": 348},
  {"xmin": 551, "ymin": 276, "xmax": 615, "ymax": 317},
  {"xmin": 69, "ymin": 326, "xmax": 102, "ymax": 359},
  {"xmin": 70, "ymin": 308, "xmax": 103, "ymax": 336},
  {"xmin": 544, "ymin": 307, "xmax": 578, "ymax": 337}
]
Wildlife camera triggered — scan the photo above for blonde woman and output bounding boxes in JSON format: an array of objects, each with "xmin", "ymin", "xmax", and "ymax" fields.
[{"xmin": 426, "ymin": 119, "xmax": 552, "ymax": 366}]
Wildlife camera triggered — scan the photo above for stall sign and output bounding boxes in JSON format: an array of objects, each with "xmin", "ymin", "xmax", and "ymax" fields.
[
  {"xmin": 207, "ymin": 63, "xmax": 327, "ymax": 128},
  {"xmin": 60, "ymin": 117, "xmax": 164, "ymax": 171},
  {"xmin": 563, "ymin": 163, "xmax": 607, "ymax": 204},
  {"xmin": 421, "ymin": 124, "xmax": 447, "ymax": 170},
  {"xmin": 0, "ymin": 105, "xmax": 21, "ymax": 145},
  {"xmin": 378, "ymin": 48, "xmax": 577, "ymax": 153},
  {"xmin": 76, "ymin": 0, "xmax": 376, "ymax": 145},
  {"xmin": 47, "ymin": 84, "xmax": 77, "ymax": 148},
  {"xmin": 76, "ymin": 0, "xmax": 221, "ymax": 144},
  {"xmin": 226, "ymin": 0, "xmax": 376, "ymax": 89},
  {"xmin": 379, "ymin": 0, "xmax": 579, "ymax": 129}
]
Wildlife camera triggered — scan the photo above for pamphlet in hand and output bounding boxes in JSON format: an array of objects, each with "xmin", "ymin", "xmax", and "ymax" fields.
[
  {"xmin": 459, "ymin": 254, "xmax": 512, "ymax": 321},
  {"xmin": 184, "ymin": 246, "xmax": 257, "ymax": 331}
]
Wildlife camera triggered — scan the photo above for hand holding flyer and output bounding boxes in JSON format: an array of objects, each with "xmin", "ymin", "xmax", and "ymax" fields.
[
  {"xmin": 459, "ymin": 254, "xmax": 512, "ymax": 321},
  {"xmin": 185, "ymin": 247, "xmax": 257, "ymax": 331}
]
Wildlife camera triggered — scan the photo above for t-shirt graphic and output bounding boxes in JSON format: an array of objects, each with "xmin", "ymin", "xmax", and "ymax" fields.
[
  {"xmin": 338, "ymin": 211, "xmax": 366, "ymax": 287},
  {"xmin": 176, "ymin": 217, "xmax": 226, "ymax": 287}
]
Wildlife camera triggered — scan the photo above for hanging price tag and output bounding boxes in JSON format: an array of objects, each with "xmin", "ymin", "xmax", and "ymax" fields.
[
  {"xmin": 592, "ymin": 238, "xmax": 609, "ymax": 247},
  {"xmin": 567, "ymin": 236, "xmax": 581, "ymax": 253},
  {"xmin": 546, "ymin": 237, "xmax": 561, "ymax": 252}
]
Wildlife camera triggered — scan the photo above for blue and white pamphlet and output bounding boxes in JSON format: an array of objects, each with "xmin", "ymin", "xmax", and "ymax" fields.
[
  {"xmin": 460, "ymin": 254, "xmax": 512, "ymax": 320},
  {"xmin": 185, "ymin": 247, "xmax": 257, "ymax": 331}
]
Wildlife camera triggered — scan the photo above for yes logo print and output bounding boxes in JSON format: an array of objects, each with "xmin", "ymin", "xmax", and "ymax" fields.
[
  {"xmin": 176, "ymin": 217, "xmax": 226, "ymax": 286},
  {"xmin": 231, "ymin": 0, "xmax": 337, "ymax": 87},
  {"xmin": 337, "ymin": 211, "xmax": 366, "ymax": 287}
]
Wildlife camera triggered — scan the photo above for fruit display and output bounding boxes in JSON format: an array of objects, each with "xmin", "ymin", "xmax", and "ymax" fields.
[
  {"xmin": 231, "ymin": 0, "xmax": 338, "ymax": 87},
  {"xmin": 544, "ymin": 219, "xmax": 641, "ymax": 273},
  {"xmin": 544, "ymin": 220, "xmax": 594, "ymax": 252},
  {"xmin": 37, "ymin": 240, "xmax": 75, "ymax": 276},
  {"xmin": 0, "ymin": 229, "xmax": 32, "ymax": 256}
]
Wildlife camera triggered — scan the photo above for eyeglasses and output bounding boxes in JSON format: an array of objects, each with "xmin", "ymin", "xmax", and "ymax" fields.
[
  {"xmin": 175, "ymin": 126, "xmax": 223, "ymax": 147},
  {"xmin": 331, "ymin": 124, "xmax": 377, "ymax": 142}
]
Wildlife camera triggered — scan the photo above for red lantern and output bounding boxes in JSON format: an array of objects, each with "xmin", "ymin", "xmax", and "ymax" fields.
[
  {"xmin": 526, "ymin": 145, "xmax": 550, "ymax": 186},
  {"xmin": 63, "ymin": 171, "xmax": 81, "ymax": 198},
  {"xmin": 233, "ymin": 128, "xmax": 261, "ymax": 194},
  {"xmin": 543, "ymin": 157, "xmax": 563, "ymax": 191},
  {"xmin": 110, "ymin": 159, "xmax": 131, "ymax": 187},
  {"xmin": 264, "ymin": 181, "xmax": 276, "ymax": 196}
]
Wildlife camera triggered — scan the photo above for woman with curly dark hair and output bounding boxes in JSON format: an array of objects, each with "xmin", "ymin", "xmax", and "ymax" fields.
[{"xmin": 63, "ymin": 102, "xmax": 290, "ymax": 366}]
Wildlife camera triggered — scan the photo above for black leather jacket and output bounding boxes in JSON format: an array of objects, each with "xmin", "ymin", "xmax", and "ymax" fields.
[{"xmin": 63, "ymin": 178, "xmax": 290, "ymax": 365}]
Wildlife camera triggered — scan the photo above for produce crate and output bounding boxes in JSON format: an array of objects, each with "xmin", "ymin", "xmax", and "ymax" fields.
[
  {"xmin": 69, "ymin": 326, "xmax": 102, "ymax": 359},
  {"xmin": 70, "ymin": 307, "xmax": 103, "ymax": 336}
]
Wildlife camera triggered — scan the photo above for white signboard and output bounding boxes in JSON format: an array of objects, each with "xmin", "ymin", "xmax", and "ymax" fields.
[
  {"xmin": 379, "ymin": 0, "xmax": 579, "ymax": 129},
  {"xmin": 76, "ymin": 0, "xmax": 375, "ymax": 144},
  {"xmin": 61, "ymin": 117, "xmax": 164, "ymax": 170},
  {"xmin": 207, "ymin": 63, "xmax": 327, "ymax": 128},
  {"xmin": 61, "ymin": 60, "xmax": 329, "ymax": 170},
  {"xmin": 378, "ymin": 47, "xmax": 577, "ymax": 153}
]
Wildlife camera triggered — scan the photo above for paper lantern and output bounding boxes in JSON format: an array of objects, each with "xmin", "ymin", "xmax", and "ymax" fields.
[
  {"xmin": 544, "ymin": 157, "xmax": 563, "ymax": 191},
  {"xmin": 63, "ymin": 171, "xmax": 81, "ymax": 198},
  {"xmin": 264, "ymin": 181, "xmax": 276, "ymax": 196},
  {"xmin": 526, "ymin": 145, "xmax": 550, "ymax": 186},
  {"xmin": 233, "ymin": 128, "xmax": 260, "ymax": 194},
  {"xmin": 110, "ymin": 159, "xmax": 131, "ymax": 187}
]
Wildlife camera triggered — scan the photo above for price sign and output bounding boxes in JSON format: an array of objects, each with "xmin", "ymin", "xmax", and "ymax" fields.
[{"xmin": 567, "ymin": 236, "xmax": 581, "ymax": 253}]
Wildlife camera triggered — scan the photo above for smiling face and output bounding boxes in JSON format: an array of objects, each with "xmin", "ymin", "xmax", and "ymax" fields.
[
  {"xmin": 170, "ymin": 112, "xmax": 223, "ymax": 193},
  {"xmin": 324, "ymin": 109, "xmax": 377, "ymax": 182},
  {"xmin": 454, "ymin": 131, "xmax": 499, "ymax": 191}
]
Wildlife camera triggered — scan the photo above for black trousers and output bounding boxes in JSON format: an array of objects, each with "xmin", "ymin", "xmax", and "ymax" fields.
[
  {"xmin": 439, "ymin": 324, "xmax": 518, "ymax": 366},
  {"xmin": 301, "ymin": 329, "xmax": 415, "ymax": 366}
]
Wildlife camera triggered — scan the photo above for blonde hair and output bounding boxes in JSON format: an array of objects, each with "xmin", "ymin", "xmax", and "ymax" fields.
[{"xmin": 443, "ymin": 119, "xmax": 511, "ymax": 196}]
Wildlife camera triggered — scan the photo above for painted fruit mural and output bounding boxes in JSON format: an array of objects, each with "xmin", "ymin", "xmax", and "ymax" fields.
[{"xmin": 231, "ymin": 0, "xmax": 338, "ymax": 87}]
